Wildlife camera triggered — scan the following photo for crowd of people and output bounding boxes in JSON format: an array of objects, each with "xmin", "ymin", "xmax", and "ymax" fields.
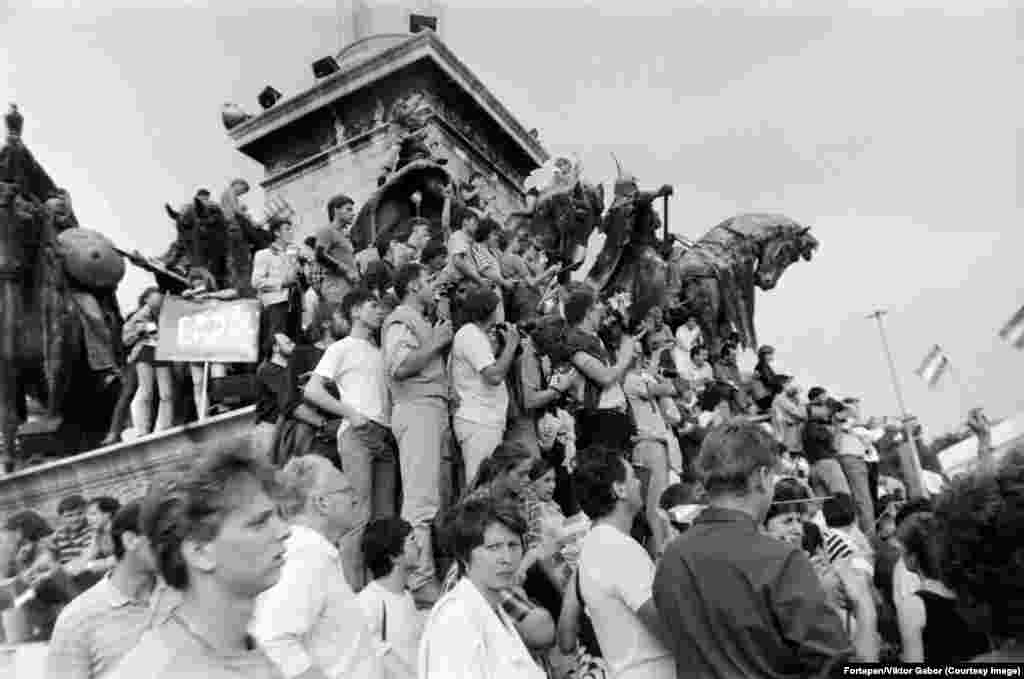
[
  {"xmin": 2, "ymin": 424, "xmax": 1020, "ymax": 678},
  {"xmin": 0, "ymin": 181, "xmax": 1019, "ymax": 678}
]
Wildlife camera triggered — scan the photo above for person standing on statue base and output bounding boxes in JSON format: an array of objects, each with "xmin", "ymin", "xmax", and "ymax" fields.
[
  {"xmin": 251, "ymin": 333, "xmax": 295, "ymax": 462},
  {"xmin": 382, "ymin": 263, "xmax": 453, "ymax": 608},
  {"xmin": 252, "ymin": 218, "xmax": 299, "ymax": 357},
  {"xmin": 304, "ymin": 289, "xmax": 396, "ymax": 592},
  {"xmin": 316, "ymin": 195, "xmax": 359, "ymax": 306}
]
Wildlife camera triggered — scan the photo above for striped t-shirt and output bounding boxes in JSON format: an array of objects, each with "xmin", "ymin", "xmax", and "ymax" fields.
[
  {"xmin": 824, "ymin": 530, "xmax": 855, "ymax": 562},
  {"xmin": 51, "ymin": 521, "xmax": 94, "ymax": 565},
  {"xmin": 824, "ymin": 529, "xmax": 874, "ymax": 575}
]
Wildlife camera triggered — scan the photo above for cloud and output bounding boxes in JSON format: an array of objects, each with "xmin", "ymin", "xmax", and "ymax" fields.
[{"xmin": 0, "ymin": 3, "xmax": 1018, "ymax": 436}]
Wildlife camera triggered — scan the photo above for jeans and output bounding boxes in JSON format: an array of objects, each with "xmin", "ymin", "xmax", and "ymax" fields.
[
  {"xmin": 259, "ymin": 301, "xmax": 289, "ymax": 358},
  {"xmin": 337, "ymin": 420, "xmax": 398, "ymax": 590},
  {"xmin": 839, "ymin": 455, "xmax": 875, "ymax": 537},
  {"xmin": 810, "ymin": 458, "xmax": 851, "ymax": 497},
  {"xmin": 391, "ymin": 399, "xmax": 450, "ymax": 593}
]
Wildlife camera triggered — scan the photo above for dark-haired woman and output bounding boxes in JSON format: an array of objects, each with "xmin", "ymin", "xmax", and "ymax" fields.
[
  {"xmin": 420, "ymin": 499, "xmax": 549, "ymax": 679},
  {"xmin": 936, "ymin": 446, "xmax": 1024, "ymax": 661},
  {"xmin": 897, "ymin": 512, "xmax": 989, "ymax": 663}
]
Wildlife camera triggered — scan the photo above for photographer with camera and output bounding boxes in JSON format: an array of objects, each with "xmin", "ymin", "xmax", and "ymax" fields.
[
  {"xmin": 383, "ymin": 262, "xmax": 455, "ymax": 607},
  {"xmin": 504, "ymin": 313, "xmax": 577, "ymax": 459},
  {"xmin": 451, "ymin": 286, "xmax": 520, "ymax": 485},
  {"xmin": 804, "ymin": 387, "xmax": 852, "ymax": 500},
  {"xmin": 623, "ymin": 329, "xmax": 685, "ymax": 558},
  {"xmin": 563, "ymin": 288, "xmax": 639, "ymax": 453}
]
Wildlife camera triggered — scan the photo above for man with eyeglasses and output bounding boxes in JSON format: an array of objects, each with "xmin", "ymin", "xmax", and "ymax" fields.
[{"xmin": 251, "ymin": 455, "xmax": 414, "ymax": 679}]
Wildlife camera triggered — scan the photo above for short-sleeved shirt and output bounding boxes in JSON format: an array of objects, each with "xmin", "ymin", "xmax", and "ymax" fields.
[
  {"xmin": 108, "ymin": 611, "xmax": 284, "ymax": 679},
  {"xmin": 578, "ymin": 524, "xmax": 675, "ymax": 678},
  {"xmin": 315, "ymin": 225, "xmax": 356, "ymax": 281},
  {"xmin": 51, "ymin": 521, "xmax": 94, "ymax": 566},
  {"xmin": 355, "ymin": 581, "xmax": 423, "ymax": 670},
  {"xmin": 624, "ymin": 368, "xmax": 672, "ymax": 442},
  {"xmin": 383, "ymin": 322, "xmax": 417, "ymax": 380},
  {"xmin": 450, "ymin": 323, "xmax": 507, "ymax": 427},
  {"xmin": 471, "ymin": 244, "xmax": 501, "ymax": 281},
  {"xmin": 652, "ymin": 507, "xmax": 852, "ymax": 679},
  {"xmin": 46, "ymin": 577, "xmax": 179, "ymax": 679},
  {"xmin": 313, "ymin": 336, "xmax": 390, "ymax": 432}
]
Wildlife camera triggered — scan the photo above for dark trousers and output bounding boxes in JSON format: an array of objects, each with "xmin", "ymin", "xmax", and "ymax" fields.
[
  {"xmin": 104, "ymin": 362, "xmax": 138, "ymax": 442},
  {"xmin": 260, "ymin": 302, "xmax": 290, "ymax": 357},
  {"xmin": 575, "ymin": 409, "xmax": 634, "ymax": 457}
]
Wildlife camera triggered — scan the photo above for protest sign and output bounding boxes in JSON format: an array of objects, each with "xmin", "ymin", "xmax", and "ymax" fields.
[{"xmin": 156, "ymin": 297, "xmax": 260, "ymax": 363}]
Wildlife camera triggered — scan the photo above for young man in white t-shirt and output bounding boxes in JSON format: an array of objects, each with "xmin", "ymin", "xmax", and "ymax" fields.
[
  {"xmin": 305, "ymin": 289, "xmax": 396, "ymax": 591},
  {"xmin": 356, "ymin": 518, "xmax": 424, "ymax": 670},
  {"xmin": 574, "ymin": 446, "xmax": 675, "ymax": 679},
  {"xmin": 450, "ymin": 286, "xmax": 519, "ymax": 483}
]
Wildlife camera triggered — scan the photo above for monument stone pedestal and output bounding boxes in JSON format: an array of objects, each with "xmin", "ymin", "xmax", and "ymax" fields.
[{"xmin": 228, "ymin": 27, "xmax": 546, "ymax": 236}]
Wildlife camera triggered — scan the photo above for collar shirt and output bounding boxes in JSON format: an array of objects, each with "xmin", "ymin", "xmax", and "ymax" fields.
[{"xmin": 251, "ymin": 525, "xmax": 381, "ymax": 679}]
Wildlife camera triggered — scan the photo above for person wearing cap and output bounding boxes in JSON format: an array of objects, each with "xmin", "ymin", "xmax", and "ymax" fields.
[{"xmin": 316, "ymin": 194, "xmax": 359, "ymax": 306}]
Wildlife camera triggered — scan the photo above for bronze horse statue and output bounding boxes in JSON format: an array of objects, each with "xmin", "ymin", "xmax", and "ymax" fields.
[
  {"xmin": 0, "ymin": 106, "xmax": 126, "ymax": 469},
  {"xmin": 670, "ymin": 214, "xmax": 818, "ymax": 353},
  {"xmin": 162, "ymin": 191, "xmax": 275, "ymax": 297},
  {"xmin": 527, "ymin": 173, "xmax": 605, "ymax": 268}
]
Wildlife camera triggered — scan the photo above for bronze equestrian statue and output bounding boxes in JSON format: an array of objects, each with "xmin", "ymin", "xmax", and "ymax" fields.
[
  {"xmin": 669, "ymin": 214, "xmax": 818, "ymax": 354},
  {"xmin": 585, "ymin": 157, "xmax": 673, "ymax": 320},
  {"xmin": 0, "ymin": 105, "xmax": 126, "ymax": 470},
  {"xmin": 161, "ymin": 181, "xmax": 274, "ymax": 297},
  {"xmin": 524, "ymin": 156, "xmax": 605, "ymax": 269}
]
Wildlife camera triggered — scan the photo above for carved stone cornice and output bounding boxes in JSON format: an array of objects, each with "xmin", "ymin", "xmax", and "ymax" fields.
[
  {"xmin": 230, "ymin": 30, "xmax": 546, "ymax": 169},
  {"xmin": 259, "ymin": 123, "xmax": 391, "ymax": 190}
]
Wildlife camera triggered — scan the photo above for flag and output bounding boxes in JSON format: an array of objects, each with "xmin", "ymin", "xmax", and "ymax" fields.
[
  {"xmin": 915, "ymin": 344, "xmax": 950, "ymax": 388},
  {"xmin": 999, "ymin": 305, "xmax": 1024, "ymax": 349}
]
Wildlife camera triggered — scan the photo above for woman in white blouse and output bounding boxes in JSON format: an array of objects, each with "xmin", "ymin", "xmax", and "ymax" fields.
[{"xmin": 419, "ymin": 498, "xmax": 548, "ymax": 679}]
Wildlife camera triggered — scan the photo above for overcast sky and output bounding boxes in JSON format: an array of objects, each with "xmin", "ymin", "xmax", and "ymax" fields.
[{"xmin": 0, "ymin": 0, "xmax": 1019, "ymax": 438}]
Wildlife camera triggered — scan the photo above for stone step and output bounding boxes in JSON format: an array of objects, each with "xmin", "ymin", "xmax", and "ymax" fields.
[{"xmin": 0, "ymin": 406, "xmax": 257, "ymax": 522}]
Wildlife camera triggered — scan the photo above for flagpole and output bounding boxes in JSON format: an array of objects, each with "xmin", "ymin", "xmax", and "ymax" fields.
[{"xmin": 867, "ymin": 309, "xmax": 928, "ymax": 500}]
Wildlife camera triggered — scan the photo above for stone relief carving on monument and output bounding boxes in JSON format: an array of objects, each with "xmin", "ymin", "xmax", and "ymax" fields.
[
  {"xmin": 265, "ymin": 115, "xmax": 337, "ymax": 175},
  {"xmin": 378, "ymin": 90, "xmax": 449, "ymax": 184},
  {"xmin": 429, "ymin": 93, "xmax": 526, "ymax": 188}
]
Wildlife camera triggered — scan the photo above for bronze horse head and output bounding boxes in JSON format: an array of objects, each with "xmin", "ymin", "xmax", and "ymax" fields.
[{"xmin": 754, "ymin": 224, "xmax": 818, "ymax": 291}]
